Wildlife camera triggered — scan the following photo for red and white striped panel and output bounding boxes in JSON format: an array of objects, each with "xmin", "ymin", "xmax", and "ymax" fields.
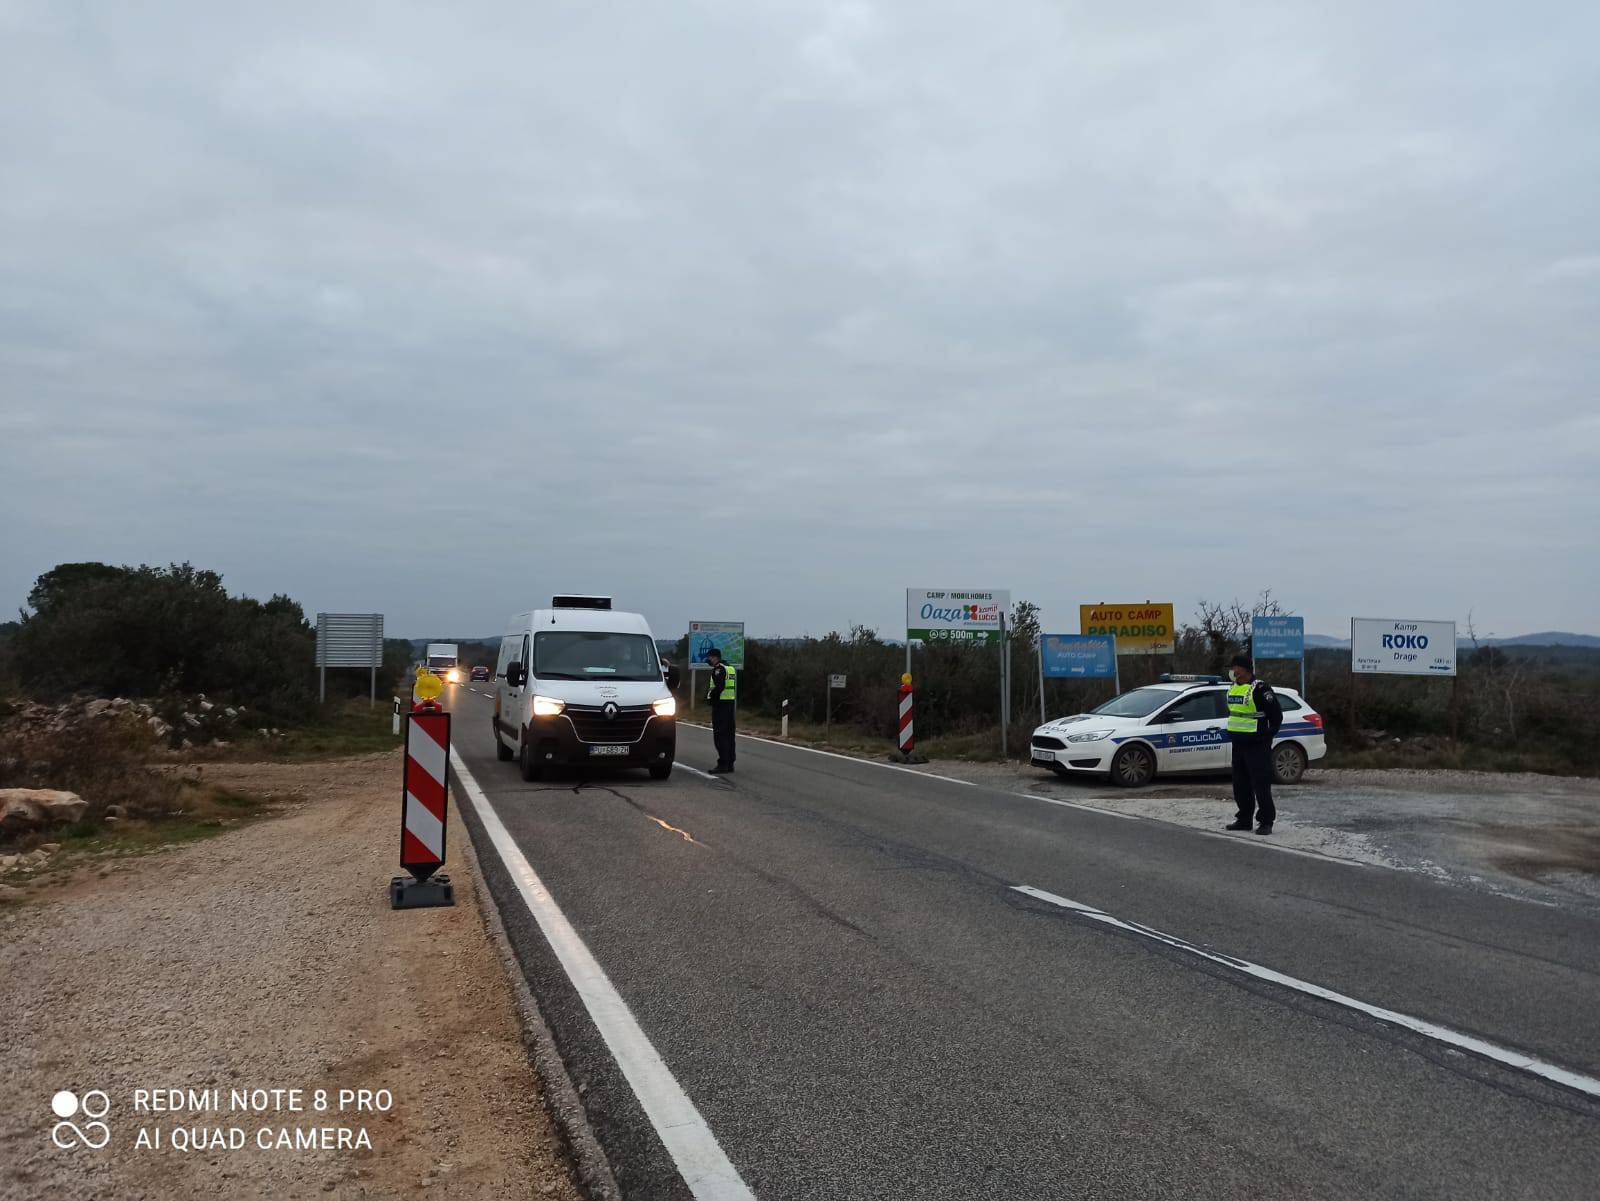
[
  {"xmin": 898, "ymin": 687, "xmax": 914, "ymax": 751},
  {"xmin": 401, "ymin": 712, "xmax": 450, "ymax": 871}
]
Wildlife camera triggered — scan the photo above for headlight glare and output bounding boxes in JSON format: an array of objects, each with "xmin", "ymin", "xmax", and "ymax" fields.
[
  {"xmin": 652, "ymin": 697, "xmax": 677, "ymax": 718},
  {"xmin": 532, "ymin": 695, "xmax": 565, "ymax": 717}
]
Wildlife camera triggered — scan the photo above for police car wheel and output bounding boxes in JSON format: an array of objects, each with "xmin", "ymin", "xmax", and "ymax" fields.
[
  {"xmin": 1273, "ymin": 742, "xmax": 1308, "ymax": 785},
  {"xmin": 1111, "ymin": 744, "xmax": 1156, "ymax": 788},
  {"xmin": 495, "ymin": 724, "xmax": 514, "ymax": 761}
]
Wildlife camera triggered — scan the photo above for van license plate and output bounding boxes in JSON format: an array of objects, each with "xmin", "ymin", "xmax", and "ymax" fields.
[{"xmin": 589, "ymin": 745, "xmax": 629, "ymax": 757}]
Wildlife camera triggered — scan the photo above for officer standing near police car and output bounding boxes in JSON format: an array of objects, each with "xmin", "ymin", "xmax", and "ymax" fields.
[
  {"xmin": 705, "ymin": 647, "xmax": 737, "ymax": 774},
  {"xmin": 1224, "ymin": 653, "xmax": 1283, "ymax": 835}
]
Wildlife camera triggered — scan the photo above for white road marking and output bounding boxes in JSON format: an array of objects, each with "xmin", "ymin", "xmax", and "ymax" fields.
[
  {"xmin": 1013, "ymin": 884, "xmax": 1600, "ymax": 1100},
  {"xmin": 680, "ymin": 722, "xmax": 976, "ymax": 787},
  {"xmin": 1022, "ymin": 793, "xmax": 1142, "ymax": 821},
  {"xmin": 1022, "ymin": 794, "xmax": 1370, "ymax": 868},
  {"xmin": 450, "ymin": 749, "xmax": 755, "ymax": 1200},
  {"xmin": 675, "ymin": 762, "xmax": 724, "ymax": 783},
  {"xmin": 679, "ymin": 724, "xmax": 1375, "ymax": 873}
]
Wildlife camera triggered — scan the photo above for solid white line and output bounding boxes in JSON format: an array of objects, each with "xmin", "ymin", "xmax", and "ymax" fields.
[
  {"xmin": 681, "ymin": 722, "xmax": 976, "ymax": 787},
  {"xmin": 1013, "ymin": 884, "xmax": 1600, "ymax": 1100},
  {"xmin": 675, "ymin": 762, "xmax": 723, "ymax": 782},
  {"xmin": 450, "ymin": 748, "xmax": 755, "ymax": 1200},
  {"xmin": 1022, "ymin": 793, "xmax": 1142, "ymax": 821},
  {"xmin": 687, "ymin": 728, "xmax": 1369, "ymax": 872}
]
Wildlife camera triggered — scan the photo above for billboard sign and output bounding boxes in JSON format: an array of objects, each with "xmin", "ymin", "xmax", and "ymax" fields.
[
  {"xmin": 1078, "ymin": 603, "xmax": 1175, "ymax": 655},
  {"xmin": 1040, "ymin": 634, "xmax": 1117, "ymax": 679},
  {"xmin": 1351, "ymin": 618, "xmax": 1457, "ymax": 676},
  {"xmin": 688, "ymin": 621, "xmax": 745, "ymax": 668},
  {"xmin": 906, "ymin": 589, "xmax": 1010, "ymax": 644},
  {"xmin": 1251, "ymin": 615, "xmax": 1305, "ymax": 660}
]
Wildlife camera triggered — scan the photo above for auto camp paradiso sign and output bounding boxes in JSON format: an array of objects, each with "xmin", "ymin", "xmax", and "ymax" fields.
[{"xmin": 1078, "ymin": 603, "xmax": 1175, "ymax": 655}]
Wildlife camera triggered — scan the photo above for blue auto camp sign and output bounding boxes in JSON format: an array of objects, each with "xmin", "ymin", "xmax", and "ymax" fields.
[
  {"xmin": 1251, "ymin": 615, "xmax": 1304, "ymax": 660},
  {"xmin": 1040, "ymin": 634, "xmax": 1117, "ymax": 679}
]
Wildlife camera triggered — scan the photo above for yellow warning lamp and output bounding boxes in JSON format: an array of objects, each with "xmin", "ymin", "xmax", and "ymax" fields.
[
  {"xmin": 414, "ymin": 669, "xmax": 444, "ymax": 702},
  {"xmin": 901, "ymin": 673, "xmax": 912, "ymax": 687}
]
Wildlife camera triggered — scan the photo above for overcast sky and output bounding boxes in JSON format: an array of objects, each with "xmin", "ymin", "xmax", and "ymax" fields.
[{"xmin": 4, "ymin": 1, "xmax": 1596, "ymax": 641}]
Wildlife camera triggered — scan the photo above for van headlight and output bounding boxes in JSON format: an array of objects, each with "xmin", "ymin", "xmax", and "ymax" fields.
[
  {"xmin": 532, "ymin": 696, "xmax": 565, "ymax": 717},
  {"xmin": 1066, "ymin": 729, "xmax": 1114, "ymax": 743},
  {"xmin": 652, "ymin": 697, "xmax": 676, "ymax": 718}
]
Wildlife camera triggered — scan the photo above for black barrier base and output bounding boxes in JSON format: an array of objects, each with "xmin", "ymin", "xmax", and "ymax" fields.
[{"xmin": 390, "ymin": 873, "xmax": 455, "ymax": 909}]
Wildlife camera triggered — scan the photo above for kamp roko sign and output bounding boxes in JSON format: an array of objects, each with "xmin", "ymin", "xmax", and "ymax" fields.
[{"xmin": 1079, "ymin": 603, "xmax": 1176, "ymax": 655}]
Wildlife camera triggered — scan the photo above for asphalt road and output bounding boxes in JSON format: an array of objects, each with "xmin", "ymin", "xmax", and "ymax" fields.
[{"xmin": 444, "ymin": 684, "xmax": 1600, "ymax": 1200}]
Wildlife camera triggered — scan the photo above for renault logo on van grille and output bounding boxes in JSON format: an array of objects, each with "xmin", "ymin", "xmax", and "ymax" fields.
[{"xmin": 602, "ymin": 702, "xmax": 619, "ymax": 720}]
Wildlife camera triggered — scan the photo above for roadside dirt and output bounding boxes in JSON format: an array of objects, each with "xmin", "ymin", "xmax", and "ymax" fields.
[{"xmin": 0, "ymin": 751, "xmax": 583, "ymax": 1201}]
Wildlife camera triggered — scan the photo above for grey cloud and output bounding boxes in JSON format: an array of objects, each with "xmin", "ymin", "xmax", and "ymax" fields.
[{"xmin": 2, "ymin": 0, "xmax": 1596, "ymax": 642}]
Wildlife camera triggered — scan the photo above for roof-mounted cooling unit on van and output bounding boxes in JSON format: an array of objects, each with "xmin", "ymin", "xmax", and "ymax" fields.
[{"xmin": 552, "ymin": 595, "xmax": 612, "ymax": 610}]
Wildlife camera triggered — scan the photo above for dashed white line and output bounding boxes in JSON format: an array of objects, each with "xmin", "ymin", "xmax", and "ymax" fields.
[
  {"xmin": 451, "ymin": 748, "xmax": 755, "ymax": 1200},
  {"xmin": 1013, "ymin": 884, "xmax": 1600, "ymax": 1100}
]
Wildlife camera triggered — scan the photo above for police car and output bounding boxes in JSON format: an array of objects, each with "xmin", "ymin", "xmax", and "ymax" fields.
[{"xmin": 1030, "ymin": 675, "xmax": 1326, "ymax": 788}]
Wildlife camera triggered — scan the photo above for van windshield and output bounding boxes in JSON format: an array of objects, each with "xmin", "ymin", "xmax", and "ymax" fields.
[
  {"xmin": 534, "ymin": 632, "xmax": 661, "ymax": 681},
  {"xmin": 1089, "ymin": 687, "xmax": 1176, "ymax": 719}
]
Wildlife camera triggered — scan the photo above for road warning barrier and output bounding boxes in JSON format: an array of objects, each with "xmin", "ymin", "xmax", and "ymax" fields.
[
  {"xmin": 897, "ymin": 673, "xmax": 914, "ymax": 756},
  {"xmin": 391, "ymin": 670, "xmax": 455, "ymax": 909}
]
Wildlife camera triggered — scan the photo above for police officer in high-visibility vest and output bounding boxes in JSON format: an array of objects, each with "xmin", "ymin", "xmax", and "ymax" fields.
[
  {"xmin": 705, "ymin": 647, "xmax": 737, "ymax": 774},
  {"xmin": 1224, "ymin": 653, "xmax": 1283, "ymax": 835}
]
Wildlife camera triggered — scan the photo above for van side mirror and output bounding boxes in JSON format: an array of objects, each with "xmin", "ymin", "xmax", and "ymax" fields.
[
  {"xmin": 506, "ymin": 663, "xmax": 525, "ymax": 687},
  {"xmin": 664, "ymin": 665, "xmax": 681, "ymax": 690}
]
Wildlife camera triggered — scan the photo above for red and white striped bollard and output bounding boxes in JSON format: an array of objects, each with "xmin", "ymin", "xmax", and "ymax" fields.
[{"xmin": 897, "ymin": 673, "xmax": 914, "ymax": 758}]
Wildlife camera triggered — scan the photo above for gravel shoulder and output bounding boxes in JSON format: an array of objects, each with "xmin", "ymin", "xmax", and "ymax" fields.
[{"xmin": 0, "ymin": 750, "xmax": 583, "ymax": 1201}]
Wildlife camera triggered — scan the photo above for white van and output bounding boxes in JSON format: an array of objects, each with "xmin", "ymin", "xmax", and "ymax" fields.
[
  {"xmin": 425, "ymin": 642, "xmax": 461, "ymax": 684},
  {"xmin": 493, "ymin": 597, "xmax": 680, "ymax": 781}
]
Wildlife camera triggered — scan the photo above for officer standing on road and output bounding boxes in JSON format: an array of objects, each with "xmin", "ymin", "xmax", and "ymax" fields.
[
  {"xmin": 1224, "ymin": 653, "xmax": 1283, "ymax": 835},
  {"xmin": 706, "ymin": 647, "xmax": 737, "ymax": 774}
]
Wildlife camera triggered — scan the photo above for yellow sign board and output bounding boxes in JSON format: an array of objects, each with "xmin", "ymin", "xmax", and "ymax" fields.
[{"xmin": 1079, "ymin": 603, "xmax": 1176, "ymax": 655}]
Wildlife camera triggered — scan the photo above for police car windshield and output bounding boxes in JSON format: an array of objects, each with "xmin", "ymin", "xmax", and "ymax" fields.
[
  {"xmin": 534, "ymin": 632, "xmax": 660, "ymax": 681},
  {"xmin": 1090, "ymin": 687, "xmax": 1176, "ymax": 719}
]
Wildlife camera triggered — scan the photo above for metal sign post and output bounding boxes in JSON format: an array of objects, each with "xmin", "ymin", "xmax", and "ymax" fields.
[
  {"xmin": 998, "ymin": 612, "xmax": 1009, "ymax": 757},
  {"xmin": 315, "ymin": 613, "xmax": 385, "ymax": 707},
  {"xmin": 826, "ymin": 674, "xmax": 846, "ymax": 739}
]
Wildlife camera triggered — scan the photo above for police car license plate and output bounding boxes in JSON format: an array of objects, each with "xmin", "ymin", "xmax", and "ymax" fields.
[
  {"xmin": 1033, "ymin": 749, "xmax": 1056, "ymax": 763},
  {"xmin": 589, "ymin": 744, "xmax": 629, "ymax": 757}
]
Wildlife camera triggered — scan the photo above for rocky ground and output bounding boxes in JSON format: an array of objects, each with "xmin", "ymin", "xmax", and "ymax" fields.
[{"xmin": 0, "ymin": 752, "xmax": 582, "ymax": 1201}]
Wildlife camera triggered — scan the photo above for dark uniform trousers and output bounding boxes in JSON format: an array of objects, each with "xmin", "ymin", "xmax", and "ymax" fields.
[
  {"xmin": 1232, "ymin": 737, "xmax": 1275, "ymax": 826},
  {"xmin": 711, "ymin": 700, "xmax": 737, "ymax": 767}
]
